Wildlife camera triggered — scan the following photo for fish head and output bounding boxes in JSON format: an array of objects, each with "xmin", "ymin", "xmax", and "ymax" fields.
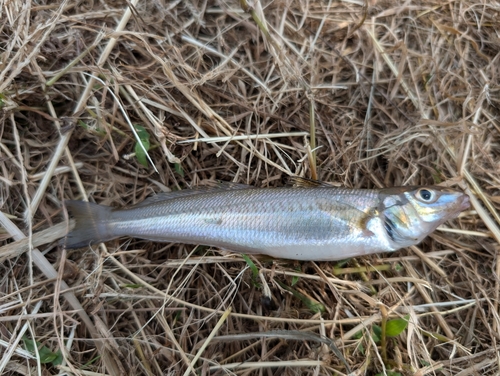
[{"xmin": 378, "ymin": 186, "xmax": 470, "ymax": 248}]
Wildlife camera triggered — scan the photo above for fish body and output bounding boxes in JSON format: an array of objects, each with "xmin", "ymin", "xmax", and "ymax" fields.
[{"xmin": 64, "ymin": 183, "xmax": 469, "ymax": 261}]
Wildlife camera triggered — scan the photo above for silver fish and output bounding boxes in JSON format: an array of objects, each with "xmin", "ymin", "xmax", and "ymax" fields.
[{"xmin": 64, "ymin": 181, "xmax": 469, "ymax": 260}]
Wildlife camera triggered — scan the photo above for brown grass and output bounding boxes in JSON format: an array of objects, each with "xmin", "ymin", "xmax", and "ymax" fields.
[{"xmin": 1, "ymin": 0, "xmax": 499, "ymax": 375}]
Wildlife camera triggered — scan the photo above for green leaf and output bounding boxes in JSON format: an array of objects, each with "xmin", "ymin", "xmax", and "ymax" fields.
[
  {"xmin": 357, "ymin": 342, "xmax": 365, "ymax": 355},
  {"xmin": 22, "ymin": 336, "xmax": 59, "ymax": 364},
  {"xmin": 372, "ymin": 325, "xmax": 382, "ymax": 343},
  {"xmin": 82, "ymin": 355, "xmax": 101, "ymax": 367},
  {"xmin": 174, "ymin": 311, "xmax": 183, "ymax": 321},
  {"xmin": 291, "ymin": 266, "xmax": 301, "ymax": 286},
  {"xmin": 375, "ymin": 372, "xmax": 402, "ymax": 376},
  {"xmin": 134, "ymin": 125, "xmax": 151, "ymax": 167},
  {"xmin": 334, "ymin": 259, "xmax": 350, "ymax": 268},
  {"xmin": 174, "ymin": 163, "xmax": 185, "ymax": 177},
  {"xmin": 432, "ymin": 165, "xmax": 443, "ymax": 184},
  {"xmin": 393, "ymin": 263, "xmax": 403, "ymax": 272},
  {"xmin": 275, "ymin": 280, "xmax": 326, "ymax": 314},
  {"xmin": 241, "ymin": 254, "xmax": 260, "ymax": 287},
  {"xmin": 135, "ymin": 139, "xmax": 150, "ymax": 167},
  {"xmin": 307, "ymin": 301, "xmax": 325, "ymax": 314},
  {"xmin": 134, "ymin": 124, "xmax": 149, "ymax": 140},
  {"xmin": 51, "ymin": 350, "xmax": 64, "ymax": 366},
  {"xmin": 195, "ymin": 245, "xmax": 210, "ymax": 254},
  {"xmin": 40, "ymin": 351, "xmax": 58, "ymax": 364},
  {"xmin": 353, "ymin": 331, "xmax": 363, "ymax": 340},
  {"xmin": 385, "ymin": 315, "xmax": 409, "ymax": 338},
  {"xmin": 77, "ymin": 120, "xmax": 106, "ymax": 136},
  {"xmin": 78, "ymin": 119, "xmax": 89, "ymax": 130},
  {"xmin": 23, "ymin": 336, "xmax": 36, "ymax": 352}
]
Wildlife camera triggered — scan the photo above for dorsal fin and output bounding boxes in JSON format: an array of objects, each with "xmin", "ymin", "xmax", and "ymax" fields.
[
  {"xmin": 199, "ymin": 180, "xmax": 253, "ymax": 190},
  {"xmin": 286, "ymin": 176, "xmax": 336, "ymax": 188}
]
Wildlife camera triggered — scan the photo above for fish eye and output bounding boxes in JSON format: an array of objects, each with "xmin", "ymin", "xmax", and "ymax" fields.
[{"xmin": 417, "ymin": 188, "xmax": 436, "ymax": 202}]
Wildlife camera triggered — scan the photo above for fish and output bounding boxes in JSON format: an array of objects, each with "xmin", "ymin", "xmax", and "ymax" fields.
[{"xmin": 63, "ymin": 179, "xmax": 470, "ymax": 261}]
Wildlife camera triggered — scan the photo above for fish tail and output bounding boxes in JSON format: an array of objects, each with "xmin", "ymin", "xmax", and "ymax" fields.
[{"xmin": 64, "ymin": 200, "xmax": 113, "ymax": 248}]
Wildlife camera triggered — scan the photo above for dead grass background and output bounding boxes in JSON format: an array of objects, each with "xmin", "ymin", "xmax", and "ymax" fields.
[{"xmin": 0, "ymin": 0, "xmax": 499, "ymax": 375}]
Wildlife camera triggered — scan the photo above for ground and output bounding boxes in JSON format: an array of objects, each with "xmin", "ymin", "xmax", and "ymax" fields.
[{"xmin": 0, "ymin": 0, "xmax": 499, "ymax": 375}]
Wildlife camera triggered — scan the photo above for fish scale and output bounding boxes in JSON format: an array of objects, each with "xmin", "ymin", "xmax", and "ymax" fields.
[{"xmin": 64, "ymin": 183, "xmax": 469, "ymax": 261}]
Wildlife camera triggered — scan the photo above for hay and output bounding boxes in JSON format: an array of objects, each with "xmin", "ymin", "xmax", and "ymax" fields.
[{"xmin": 1, "ymin": 0, "xmax": 499, "ymax": 374}]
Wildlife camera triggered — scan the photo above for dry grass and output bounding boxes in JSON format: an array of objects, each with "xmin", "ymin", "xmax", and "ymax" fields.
[{"xmin": 1, "ymin": 0, "xmax": 499, "ymax": 375}]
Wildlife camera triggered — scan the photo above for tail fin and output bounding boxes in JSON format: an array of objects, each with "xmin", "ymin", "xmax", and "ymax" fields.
[{"xmin": 63, "ymin": 201, "xmax": 113, "ymax": 248}]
